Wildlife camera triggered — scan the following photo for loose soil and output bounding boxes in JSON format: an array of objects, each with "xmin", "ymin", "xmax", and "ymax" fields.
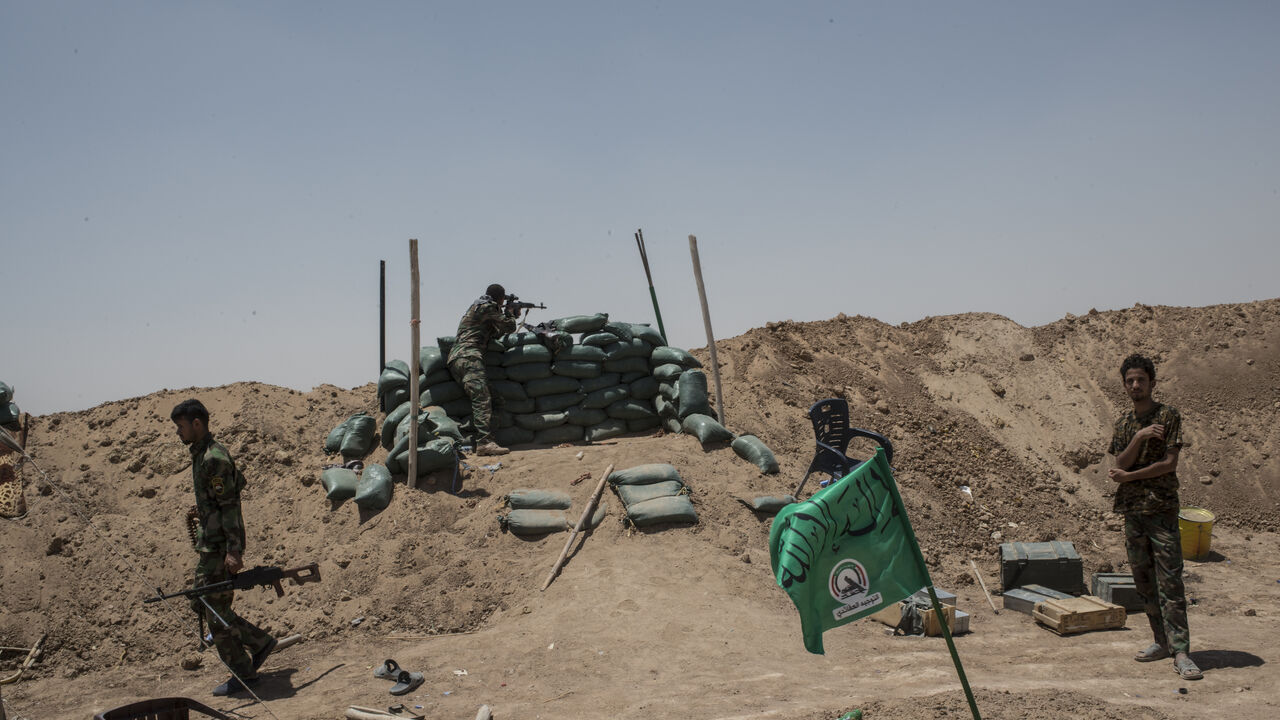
[{"xmin": 2, "ymin": 299, "xmax": 1277, "ymax": 719}]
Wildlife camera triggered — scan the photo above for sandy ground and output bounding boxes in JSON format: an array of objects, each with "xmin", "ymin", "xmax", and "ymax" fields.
[{"xmin": 2, "ymin": 298, "xmax": 1278, "ymax": 719}]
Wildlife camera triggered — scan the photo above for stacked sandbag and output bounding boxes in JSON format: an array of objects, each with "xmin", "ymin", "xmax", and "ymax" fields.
[
  {"xmin": 325, "ymin": 412, "xmax": 378, "ymax": 461},
  {"xmin": 499, "ymin": 487, "xmax": 609, "ymax": 536},
  {"xmin": 608, "ymin": 463, "xmax": 698, "ymax": 528},
  {"xmin": 385, "ymin": 406, "xmax": 461, "ymax": 479},
  {"xmin": 354, "ymin": 463, "xmax": 393, "ymax": 511},
  {"xmin": 0, "ymin": 381, "xmax": 20, "ymax": 428}
]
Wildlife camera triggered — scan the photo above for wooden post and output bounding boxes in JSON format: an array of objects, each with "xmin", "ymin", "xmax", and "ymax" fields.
[
  {"xmin": 688, "ymin": 235, "xmax": 725, "ymax": 425},
  {"xmin": 970, "ymin": 559, "xmax": 999, "ymax": 614},
  {"xmin": 542, "ymin": 463, "xmax": 614, "ymax": 591},
  {"xmin": 407, "ymin": 240, "xmax": 421, "ymax": 489}
]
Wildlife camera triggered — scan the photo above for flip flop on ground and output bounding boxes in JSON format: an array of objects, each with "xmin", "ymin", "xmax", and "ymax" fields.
[
  {"xmin": 373, "ymin": 659, "xmax": 402, "ymax": 680},
  {"xmin": 390, "ymin": 669, "xmax": 425, "ymax": 695}
]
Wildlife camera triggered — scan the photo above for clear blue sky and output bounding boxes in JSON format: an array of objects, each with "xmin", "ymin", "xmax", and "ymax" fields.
[{"xmin": 3, "ymin": 1, "xmax": 1277, "ymax": 415}]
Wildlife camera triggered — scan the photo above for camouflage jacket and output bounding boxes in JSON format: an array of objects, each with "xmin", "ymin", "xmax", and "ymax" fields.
[
  {"xmin": 1108, "ymin": 403, "xmax": 1183, "ymax": 516},
  {"xmin": 189, "ymin": 433, "xmax": 247, "ymax": 554},
  {"xmin": 448, "ymin": 295, "xmax": 516, "ymax": 363}
]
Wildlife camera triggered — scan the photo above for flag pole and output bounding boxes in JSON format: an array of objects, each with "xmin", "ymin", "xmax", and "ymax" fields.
[{"xmin": 879, "ymin": 455, "xmax": 982, "ymax": 720}]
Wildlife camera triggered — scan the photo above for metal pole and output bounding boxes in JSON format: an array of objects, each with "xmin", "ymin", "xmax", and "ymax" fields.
[
  {"xmin": 634, "ymin": 229, "xmax": 668, "ymax": 342},
  {"xmin": 687, "ymin": 235, "xmax": 725, "ymax": 426},
  {"xmin": 379, "ymin": 260, "xmax": 386, "ymax": 411},
  {"xmin": 408, "ymin": 241, "xmax": 421, "ymax": 489}
]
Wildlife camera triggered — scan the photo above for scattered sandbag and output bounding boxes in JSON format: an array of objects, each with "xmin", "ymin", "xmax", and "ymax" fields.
[
  {"xmin": 535, "ymin": 391, "xmax": 586, "ymax": 412},
  {"xmin": 582, "ymin": 385, "xmax": 629, "ymax": 409},
  {"xmin": 507, "ymin": 489, "xmax": 572, "ymax": 510},
  {"xmin": 626, "ymin": 495, "xmax": 698, "ymax": 527},
  {"xmin": 677, "ymin": 370, "xmax": 714, "ymax": 419},
  {"xmin": 514, "ymin": 411, "xmax": 569, "ymax": 431},
  {"xmin": 650, "ymin": 346, "xmax": 702, "ymax": 368},
  {"xmin": 580, "ymin": 332, "xmax": 618, "ymax": 347},
  {"xmin": 580, "ymin": 372, "xmax": 622, "ymax": 393},
  {"xmin": 534, "ymin": 424, "xmax": 584, "ymax": 445},
  {"xmin": 586, "ymin": 501, "xmax": 609, "ymax": 529},
  {"xmin": 607, "ymin": 399, "xmax": 658, "ymax": 421},
  {"xmin": 609, "ymin": 463, "xmax": 682, "ymax": 486},
  {"xmin": 565, "ymin": 406, "xmax": 608, "ymax": 427},
  {"xmin": 321, "ymin": 467, "xmax": 358, "ymax": 501},
  {"xmin": 339, "ymin": 413, "xmax": 378, "ymax": 460},
  {"xmin": 629, "ymin": 376, "xmax": 660, "ymax": 400},
  {"xmin": 682, "ymin": 413, "xmax": 734, "ymax": 445},
  {"xmin": 739, "ymin": 495, "xmax": 796, "ymax": 514},
  {"xmin": 731, "ymin": 435, "xmax": 780, "ymax": 474},
  {"xmin": 505, "ymin": 363, "xmax": 552, "ymax": 383},
  {"xmin": 502, "ymin": 509, "xmax": 569, "ymax": 536},
  {"xmin": 629, "ymin": 324, "xmax": 666, "ymax": 346},
  {"xmin": 586, "ymin": 418, "xmax": 627, "ymax": 442},
  {"xmin": 502, "ymin": 344, "xmax": 552, "ymax": 366},
  {"xmin": 653, "ymin": 364, "xmax": 684, "ymax": 383},
  {"xmin": 525, "ymin": 375, "xmax": 581, "ymax": 398},
  {"xmin": 551, "ymin": 314, "xmax": 609, "ymax": 334},
  {"xmin": 555, "ymin": 345, "xmax": 606, "ymax": 362},
  {"xmin": 615, "ymin": 480, "xmax": 685, "ymax": 507},
  {"xmin": 354, "ymin": 464, "xmax": 393, "ymax": 511},
  {"xmin": 551, "ymin": 360, "xmax": 603, "ymax": 379}
]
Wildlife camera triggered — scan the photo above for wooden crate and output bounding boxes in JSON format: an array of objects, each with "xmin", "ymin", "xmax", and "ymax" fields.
[
  {"xmin": 870, "ymin": 602, "xmax": 957, "ymax": 636},
  {"xmin": 1032, "ymin": 595, "xmax": 1126, "ymax": 635}
]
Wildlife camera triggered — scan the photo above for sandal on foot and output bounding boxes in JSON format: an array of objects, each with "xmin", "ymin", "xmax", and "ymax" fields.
[
  {"xmin": 373, "ymin": 659, "xmax": 402, "ymax": 680},
  {"xmin": 1174, "ymin": 654, "xmax": 1203, "ymax": 680},
  {"xmin": 390, "ymin": 669, "xmax": 425, "ymax": 695},
  {"xmin": 1135, "ymin": 643, "xmax": 1170, "ymax": 662}
]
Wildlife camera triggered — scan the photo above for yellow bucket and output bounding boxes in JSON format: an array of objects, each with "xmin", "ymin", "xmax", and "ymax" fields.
[{"xmin": 1178, "ymin": 507, "xmax": 1215, "ymax": 561}]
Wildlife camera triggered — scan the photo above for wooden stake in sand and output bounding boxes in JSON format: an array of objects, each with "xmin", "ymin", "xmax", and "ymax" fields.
[
  {"xmin": 969, "ymin": 559, "xmax": 999, "ymax": 614},
  {"xmin": 541, "ymin": 464, "xmax": 614, "ymax": 591},
  {"xmin": 688, "ymin": 235, "xmax": 725, "ymax": 426},
  {"xmin": 408, "ymin": 240, "xmax": 421, "ymax": 489}
]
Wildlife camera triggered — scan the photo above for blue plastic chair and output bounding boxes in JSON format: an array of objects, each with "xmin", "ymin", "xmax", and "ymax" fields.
[{"xmin": 794, "ymin": 398, "xmax": 893, "ymax": 498}]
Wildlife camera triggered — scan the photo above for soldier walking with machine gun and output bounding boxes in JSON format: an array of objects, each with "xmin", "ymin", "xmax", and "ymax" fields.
[
  {"xmin": 447, "ymin": 283, "xmax": 544, "ymax": 457},
  {"xmin": 171, "ymin": 398, "xmax": 278, "ymax": 696}
]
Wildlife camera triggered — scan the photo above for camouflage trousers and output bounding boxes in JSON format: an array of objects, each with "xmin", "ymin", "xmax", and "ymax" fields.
[
  {"xmin": 1124, "ymin": 511, "xmax": 1190, "ymax": 654},
  {"xmin": 194, "ymin": 551, "xmax": 274, "ymax": 678},
  {"xmin": 448, "ymin": 354, "xmax": 494, "ymax": 442}
]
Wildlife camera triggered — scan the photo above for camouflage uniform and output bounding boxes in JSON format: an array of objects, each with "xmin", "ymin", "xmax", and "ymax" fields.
[
  {"xmin": 447, "ymin": 295, "xmax": 516, "ymax": 442},
  {"xmin": 189, "ymin": 433, "xmax": 273, "ymax": 678},
  {"xmin": 1108, "ymin": 403, "xmax": 1190, "ymax": 654}
]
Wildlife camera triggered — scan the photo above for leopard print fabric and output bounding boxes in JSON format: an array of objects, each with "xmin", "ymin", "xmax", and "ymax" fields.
[{"xmin": 0, "ymin": 454, "xmax": 26, "ymax": 518}]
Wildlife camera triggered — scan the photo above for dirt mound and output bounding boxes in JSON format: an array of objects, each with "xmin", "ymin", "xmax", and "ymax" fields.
[{"xmin": 2, "ymin": 299, "xmax": 1277, "ymax": 719}]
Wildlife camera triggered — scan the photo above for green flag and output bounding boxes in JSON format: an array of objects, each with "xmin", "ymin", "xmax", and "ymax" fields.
[{"xmin": 770, "ymin": 448, "xmax": 929, "ymax": 654}]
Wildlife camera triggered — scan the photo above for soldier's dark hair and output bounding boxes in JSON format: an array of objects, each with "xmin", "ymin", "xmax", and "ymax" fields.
[
  {"xmin": 486, "ymin": 283, "xmax": 506, "ymax": 300},
  {"xmin": 1120, "ymin": 353, "xmax": 1155, "ymax": 381},
  {"xmin": 170, "ymin": 398, "xmax": 210, "ymax": 425}
]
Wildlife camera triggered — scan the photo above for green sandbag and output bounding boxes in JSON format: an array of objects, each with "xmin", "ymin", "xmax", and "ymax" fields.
[
  {"xmin": 615, "ymin": 480, "xmax": 685, "ymax": 507},
  {"xmin": 495, "ymin": 426, "xmax": 535, "ymax": 447},
  {"xmin": 421, "ymin": 380, "xmax": 465, "ymax": 405},
  {"xmin": 601, "ymin": 322, "xmax": 633, "ymax": 342},
  {"xmin": 395, "ymin": 407, "xmax": 463, "ymax": 447},
  {"xmin": 582, "ymin": 385, "xmax": 629, "ymax": 409},
  {"xmin": 626, "ymin": 495, "xmax": 698, "ymax": 527},
  {"xmin": 629, "ymin": 376, "xmax": 660, "ymax": 400},
  {"xmin": 534, "ymin": 424, "xmax": 584, "ymax": 444},
  {"xmin": 501, "ymin": 397, "xmax": 535, "ymax": 414},
  {"xmin": 377, "ymin": 362, "xmax": 410, "ymax": 397},
  {"xmin": 505, "ymin": 362, "xmax": 552, "ymax": 382},
  {"xmin": 555, "ymin": 344, "xmax": 606, "ymax": 362},
  {"xmin": 324, "ymin": 417, "xmax": 351, "ymax": 454},
  {"xmin": 682, "ymin": 413, "xmax": 734, "ymax": 445},
  {"xmin": 426, "ymin": 406, "xmax": 464, "ymax": 443},
  {"xmin": 503, "ymin": 344, "xmax": 552, "ymax": 366},
  {"xmin": 580, "ymin": 332, "xmax": 618, "ymax": 347},
  {"xmin": 419, "ymin": 346, "xmax": 446, "ymax": 376},
  {"xmin": 535, "ymin": 391, "xmax": 586, "ymax": 412},
  {"xmin": 609, "ymin": 463, "xmax": 682, "ymax": 486},
  {"xmin": 0, "ymin": 381, "xmax": 11, "ymax": 405},
  {"xmin": 606, "ymin": 399, "xmax": 657, "ymax": 421},
  {"xmin": 629, "ymin": 323, "xmax": 666, "ymax": 346},
  {"xmin": 502, "ymin": 332, "xmax": 541, "ymax": 347},
  {"xmin": 321, "ymin": 467, "xmax": 358, "ymax": 501},
  {"xmin": 662, "ymin": 416, "xmax": 682, "ymax": 434},
  {"xmin": 565, "ymin": 406, "xmax": 608, "ymax": 427},
  {"xmin": 580, "ymin": 372, "xmax": 621, "ymax": 393},
  {"xmin": 384, "ymin": 387, "xmax": 409, "ymax": 409},
  {"xmin": 731, "ymin": 434, "xmax": 780, "ymax": 474},
  {"xmin": 739, "ymin": 495, "xmax": 796, "ymax": 514},
  {"xmin": 439, "ymin": 398, "xmax": 473, "ymax": 419},
  {"xmin": 586, "ymin": 501, "xmax": 609, "ymax": 530},
  {"xmin": 434, "ymin": 337, "xmax": 455, "ymax": 359},
  {"xmin": 603, "ymin": 338, "xmax": 652, "ymax": 360},
  {"xmin": 650, "ymin": 346, "xmax": 703, "ymax": 369},
  {"xmin": 484, "ymin": 351, "xmax": 505, "ymax": 366},
  {"xmin": 514, "ymin": 411, "xmax": 569, "ymax": 431},
  {"xmin": 381, "ymin": 402, "xmax": 411, "ymax": 450},
  {"xmin": 604, "ymin": 357, "xmax": 649, "ymax": 374},
  {"xmin": 524, "ymin": 375, "xmax": 580, "ymax": 398},
  {"xmin": 586, "ymin": 419, "xmax": 627, "ymax": 442},
  {"xmin": 487, "ymin": 339, "xmax": 506, "ymax": 352},
  {"xmin": 677, "ymin": 370, "xmax": 714, "ymax": 419},
  {"xmin": 354, "ymin": 464, "xmax": 393, "ymax": 511},
  {"xmin": 653, "ymin": 364, "xmax": 684, "ymax": 383},
  {"xmin": 507, "ymin": 488, "xmax": 572, "ymax": 510},
  {"xmin": 490, "ymin": 380, "xmax": 529, "ymax": 401},
  {"xmin": 485, "ymin": 365, "xmax": 508, "ymax": 381},
  {"xmin": 551, "ymin": 360, "xmax": 603, "ymax": 379},
  {"xmin": 551, "ymin": 313, "xmax": 609, "ymax": 334},
  {"xmin": 388, "ymin": 436, "xmax": 456, "ymax": 476},
  {"xmin": 654, "ymin": 394, "xmax": 676, "ymax": 418},
  {"xmin": 339, "ymin": 413, "xmax": 377, "ymax": 460},
  {"xmin": 627, "ymin": 416, "xmax": 661, "ymax": 432},
  {"xmin": 619, "ymin": 371, "xmax": 649, "ymax": 383},
  {"xmin": 493, "ymin": 410, "xmax": 514, "ymax": 429},
  {"xmin": 423, "ymin": 368, "xmax": 453, "ymax": 386},
  {"xmin": 659, "ymin": 382, "xmax": 678, "ymax": 401},
  {"xmin": 502, "ymin": 509, "xmax": 568, "ymax": 536}
]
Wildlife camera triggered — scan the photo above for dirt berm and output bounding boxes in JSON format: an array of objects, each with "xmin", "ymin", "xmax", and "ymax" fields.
[{"xmin": 3, "ymin": 299, "xmax": 1277, "ymax": 719}]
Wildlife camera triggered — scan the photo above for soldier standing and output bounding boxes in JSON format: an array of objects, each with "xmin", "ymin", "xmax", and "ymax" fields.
[
  {"xmin": 171, "ymin": 399, "xmax": 277, "ymax": 696},
  {"xmin": 1107, "ymin": 354, "xmax": 1202, "ymax": 680},
  {"xmin": 448, "ymin": 283, "xmax": 517, "ymax": 456}
]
